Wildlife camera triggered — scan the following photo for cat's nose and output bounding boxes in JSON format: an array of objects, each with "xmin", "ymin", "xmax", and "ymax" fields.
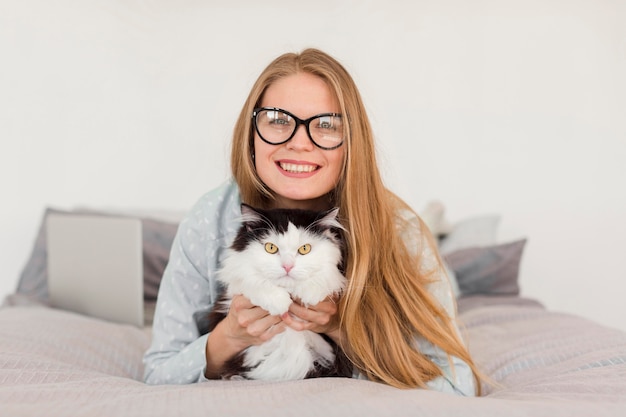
[{"xmin": 283, "ymin": 264, "xmax": 293, "ymax": 274}]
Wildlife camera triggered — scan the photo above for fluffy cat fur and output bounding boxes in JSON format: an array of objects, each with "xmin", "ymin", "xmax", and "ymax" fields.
[{"xmin": 208, "ymin": 204, "xmax": 351, "ymax": 381}]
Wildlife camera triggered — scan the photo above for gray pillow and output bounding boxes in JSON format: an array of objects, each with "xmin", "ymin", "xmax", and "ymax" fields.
[
  {"xmin": 16, "ymin": 208, "xmax": 179, "ymax": 302},
  {"xmin": 443, "ymin": 239, "xmax": 527, "ymax": 296}
]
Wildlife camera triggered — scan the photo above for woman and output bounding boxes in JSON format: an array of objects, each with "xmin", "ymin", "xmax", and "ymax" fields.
[{"xmin": 143, "ymin": 48, "xmax": 481, "ymax": 395}]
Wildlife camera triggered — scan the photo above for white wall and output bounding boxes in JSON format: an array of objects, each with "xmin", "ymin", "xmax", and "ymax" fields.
[{"xmin": 2, "ymin": 0, "xmax": 625, "ymax": 330}]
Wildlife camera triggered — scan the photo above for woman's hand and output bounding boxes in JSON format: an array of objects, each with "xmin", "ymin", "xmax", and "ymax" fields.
[
  {"xmin": 205, "ymin": 294, "xmax": 285, "ymax": 378},
  {"xmin": 281, "ymin": 297, "xmax": 344, "ymax": 345},
  {"xmin": 224, "ymin": 294, "xmax": 286, "ymax": 348}
]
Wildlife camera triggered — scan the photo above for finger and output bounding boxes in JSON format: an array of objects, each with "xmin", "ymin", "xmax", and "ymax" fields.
[
  {"xmin": 288, "ymin": 303, "xmax": 312, "ymax": 320},
  {"xmin": 261, "ymin": 321, "xmax": 287, "ymax": 342},
  {"xmin": 289, "ymin": 302, "xmax": 332, "ymax": 325},
  {"xmin": 293, "ymin": 298, "xmax": 338, "ymax": 315},
  {"xmin": 230, "ymin": 294, "xmax": 254, "ymax": 311},
  {"xmin": 283, "ymin": 306, "xmax": 327, "ymax": 332},
  {"xmin": 313, "ymin": 299, "xmax": 338, "ymax": 315},
  {"xmin": 246, "ymin": 312, "xmax": 283, "ymax": 338},
  {"xmin": 235, "ymin": 305, "xmax": 271, "ymax": 328},
  {"xmin": 281, "ymin": 311, "xmax": 308, "ymax": 331}
]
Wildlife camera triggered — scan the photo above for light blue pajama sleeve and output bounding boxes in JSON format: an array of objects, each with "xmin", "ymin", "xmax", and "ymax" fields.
[
  {"xmin": 143, "ymin": 179, "xmax": 241, "ymax": 384},
  {"xmin": 419, "ymin": 338, "xmax": 476, "ymax": 396}
]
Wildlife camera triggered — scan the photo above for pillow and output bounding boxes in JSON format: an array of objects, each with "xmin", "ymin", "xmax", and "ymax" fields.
[
  {"xmin": 420, "ymin": 200, "xmax": 453, "ymax": 238},
  {"xmin": 438, "ymin": 215, "xmax": 501, "ymax": 255},
  {"xmin": 443, "ymin": 239, "xmax": 527, "ymax": 297},
  {"xmin": 15, "ymin": 208, "xmax": 179, "ymax": 302}
]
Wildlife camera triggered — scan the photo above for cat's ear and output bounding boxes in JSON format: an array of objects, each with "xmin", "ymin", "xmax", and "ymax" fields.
[
  {"xmin": 240, "ymin": 204, "xmax": 264, "ymax": 229},
  {"xmin": 317, "ymin": 207, "xmax": 344, "ymax": 231}
]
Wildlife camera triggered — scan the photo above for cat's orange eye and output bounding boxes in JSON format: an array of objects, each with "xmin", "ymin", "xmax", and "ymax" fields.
[
  {"xmin": 298, "ymin": 244, "xmax": 311, "ymax": 255},
  {"xmin": 264, "ymin": 242, "xmax": 278, "ymax": 254}
]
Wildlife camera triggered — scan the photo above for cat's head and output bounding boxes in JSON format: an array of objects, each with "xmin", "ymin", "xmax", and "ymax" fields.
[{"xmin": 229, "ymin": 204, "xmax": 346, "ymax": 288}]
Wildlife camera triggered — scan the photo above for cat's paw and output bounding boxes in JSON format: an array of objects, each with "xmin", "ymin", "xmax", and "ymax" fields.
[
  {"xmin": 266, "ymin": 291, "xmax": 293, "ymax": 315},
  {"xmin": 250, "ymin": 290, "xmax": 292, "ymax": 316},
  {"xmin": 297, "ymin": 292, "xmax": 325, "ymax": 308},
  {"xmin": 295, "ymin": 286, "xmax": 340, "ymax": 307},
  {"xmin": 293, "ymin": 272, "xmax": 346, "ymax": 307}
]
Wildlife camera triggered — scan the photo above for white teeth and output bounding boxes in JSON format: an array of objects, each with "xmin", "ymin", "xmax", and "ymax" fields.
[{"xmin": 279, "ymin": 162, "xmax": 317, "ymax": 173}]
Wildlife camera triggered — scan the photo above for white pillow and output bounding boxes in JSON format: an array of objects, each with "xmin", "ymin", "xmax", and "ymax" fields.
[{"xmin": 438, "ymin": 215, "xmax": 501, "ymax": 255}]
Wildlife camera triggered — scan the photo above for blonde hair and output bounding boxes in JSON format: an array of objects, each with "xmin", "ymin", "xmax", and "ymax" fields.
[{"xmin": 230, "ymin": 48, "xmax": 481, "ymax": 392}]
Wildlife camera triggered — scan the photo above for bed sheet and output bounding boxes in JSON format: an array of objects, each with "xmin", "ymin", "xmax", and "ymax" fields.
[{"xmin": 1, "ymin": 300, "xmax": 625, "ymax": 417}]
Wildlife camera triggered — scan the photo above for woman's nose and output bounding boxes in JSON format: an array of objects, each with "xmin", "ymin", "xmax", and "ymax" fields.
[{"xmin": 286, "ymin": 125, "xmax": 314, "ymax": 151}]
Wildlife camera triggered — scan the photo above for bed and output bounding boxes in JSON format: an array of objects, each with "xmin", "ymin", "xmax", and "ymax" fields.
[{"xmin": 2, "ymin": 207, "xmax": 625, "ymax": 416}]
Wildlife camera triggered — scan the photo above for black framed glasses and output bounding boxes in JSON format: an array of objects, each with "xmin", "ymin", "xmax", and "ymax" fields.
[{"xmin": 252, "ymin": 107, "xmax": 344, "ymax": 150}]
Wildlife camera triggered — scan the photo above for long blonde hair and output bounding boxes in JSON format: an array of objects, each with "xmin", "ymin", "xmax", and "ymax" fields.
[{"xmin": 231, "ymin": 48, "xmax": 481, "ymax": 392}]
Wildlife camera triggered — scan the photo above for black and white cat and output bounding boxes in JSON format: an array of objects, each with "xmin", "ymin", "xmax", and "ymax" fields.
[{"xmin": 208, "ymin": 204, "xmax": 350, "ymax": 381}]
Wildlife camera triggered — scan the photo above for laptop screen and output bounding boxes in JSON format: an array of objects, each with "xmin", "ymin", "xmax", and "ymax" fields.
[{"xmin": 47, "ymin": 213, "xmax": 144, "ymax": 327}]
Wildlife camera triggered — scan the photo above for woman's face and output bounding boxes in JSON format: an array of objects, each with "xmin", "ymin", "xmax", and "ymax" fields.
[{"xmin": 254, "ymin": 72, "xmax": 345, "ymax": 210}]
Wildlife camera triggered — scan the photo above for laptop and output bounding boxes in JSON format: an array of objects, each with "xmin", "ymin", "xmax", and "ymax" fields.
[{"xmin": 46, "ymin": 213, "xmax": 145, "ymax": 327}]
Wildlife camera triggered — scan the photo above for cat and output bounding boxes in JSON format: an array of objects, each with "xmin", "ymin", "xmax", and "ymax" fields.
[{"xmin": 208, "ymin": 203, "xmax": 351, "ymax": 381}]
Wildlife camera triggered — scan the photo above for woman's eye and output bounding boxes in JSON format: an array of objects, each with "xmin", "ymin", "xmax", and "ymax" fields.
[
  {"xmin": 298, "ymin": 244, "xmax": 311, "ymax": 255},
  {"xmin": 268, "ymin": 116, "xmax": 291, "ymax": 126},
  {"xmin": 315, "ymin": 116, "xmax": 336, "ymax": 130},
  {"xmin": 265, "ymin": 242, "xmax": 278, "ymax": 254}
]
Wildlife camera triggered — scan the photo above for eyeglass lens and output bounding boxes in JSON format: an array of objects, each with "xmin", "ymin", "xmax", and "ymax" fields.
[{"xmin": 254, "ymin": 108, "xmax": 343, "ymax": 150}]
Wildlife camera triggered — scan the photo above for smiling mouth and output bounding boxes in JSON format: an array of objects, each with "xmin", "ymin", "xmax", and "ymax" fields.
[{"xmin": 278, "ymin": 162, "xmax": 319, "ymax": 173}]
